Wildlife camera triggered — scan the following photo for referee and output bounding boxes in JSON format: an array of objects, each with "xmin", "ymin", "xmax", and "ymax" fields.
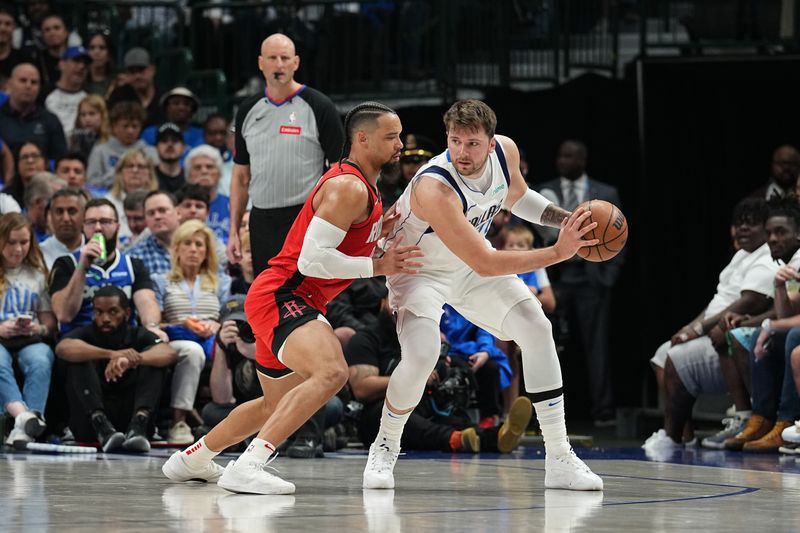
[{"xmin": 227, "ymin": 33, "xmax": 345, "ymax": 275}]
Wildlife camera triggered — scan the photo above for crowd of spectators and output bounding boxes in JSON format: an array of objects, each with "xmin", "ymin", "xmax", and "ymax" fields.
[
  {"xmin": 0, "ymin": 1, "xmax": 623, "ymax": 459},
  {"xmin": 643, "ymin": 145, "xmax": 800, "ymax": 458}
]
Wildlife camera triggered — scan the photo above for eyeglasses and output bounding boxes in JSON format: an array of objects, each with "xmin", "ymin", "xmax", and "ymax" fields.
[
  {"xmin": 19, "ymin": 153, "xmax": 43, "ymax": 161},
  {"xmin": 83, "ymin": 218, "xmax": 117, "ymax": 227},
  {"xmin": 123, "ymin": 163, "xmax": 147, "ymax": 171},
  {"xmin": 125, "ymin": 66, "xmax": 147, "ymax": 74}
]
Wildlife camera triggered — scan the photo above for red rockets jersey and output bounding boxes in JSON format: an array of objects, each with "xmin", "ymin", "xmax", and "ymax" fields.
[{"xmin": 250, "ymin": 161, "xmax": 383, "ymax": 312}]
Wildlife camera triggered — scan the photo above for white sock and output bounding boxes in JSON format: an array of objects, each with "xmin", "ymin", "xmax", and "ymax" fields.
[
  {"xmin": 181, "ymin": 436, "xmax": 220, "ymax": 468},
  {"xmin": 533, "ymin": 395, "xmax": 571, "ymax": 457},
  {"xmin": 237, "ymin": 438, "xmax": 276, "ymax": 465},
  {"xmin": 377, "ymin": 402, "xmax": 410, "ymax": 448},
  {"xmin": 735, "ymin": 410, "xmax": 752, "ymax": 420}
]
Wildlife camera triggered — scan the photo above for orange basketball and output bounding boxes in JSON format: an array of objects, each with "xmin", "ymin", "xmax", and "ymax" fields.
[{"xmin": 576, "ymin": 199, "xmax": 628, "ymax": 262}]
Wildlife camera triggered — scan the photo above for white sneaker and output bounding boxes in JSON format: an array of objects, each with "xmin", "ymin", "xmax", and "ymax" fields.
[
  {"xmin": 544, "ymin": 449, "xmax": 603, "ymax": 491},
  {"xmin": 642, "ymin": 428, "xmax": 666, "ymax": 448},
  {"xmin": 162, "ymin": 450, "xmax": 225, "ymax": 482},
  {"xmin": 362, "ymin": 441, "xmax": 400, "ymax": 489},
  {"xmin": 217, "ymin": 459, "xmax": 295, "ymax": 495},
  {"xmin": 782, "ymin": 420, "xmax": 800, "ymax": 444},
  {"xmin": 168, "ymin": 421, "xmax": 195, "ymax": 445},
  {"xmin": 6, "ymin": 428, "xmax": 32, "ymax": 449},
  {"xmin": 642, "ymin": 429, "xmax": 681, "ymax": 451},
  {"xmin": 642, "ymin": 429, "xmax": 682, "ymax": 461},
  {"xmin": 701, "ymin": 416, "xmax": 748, "ymax": 449}
]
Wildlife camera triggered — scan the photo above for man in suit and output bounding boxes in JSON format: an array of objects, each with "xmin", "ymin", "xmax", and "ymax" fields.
[
  {"xmin": 747, "ymin": 145, "xmax": 800, "ymax": 201},
  {"xmin": 537, "ymin": 140, "xmax": 624, "ymax": 425}
]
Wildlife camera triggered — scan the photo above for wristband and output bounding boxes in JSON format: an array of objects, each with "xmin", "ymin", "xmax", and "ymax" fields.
[
  {"xmin": 75, "ymin": 262, "xmax": 86, "ymax": 272},
  {"xmin": 761, "ymin": 318, "xmax": 773, "ymax": 333},
  {"xmin": 690, "ymin": 322, "xmax": 703, "ymax": 336},
  {"xmin": 145, "ymin": 322, "xmax": 159, "ymax": 329}
]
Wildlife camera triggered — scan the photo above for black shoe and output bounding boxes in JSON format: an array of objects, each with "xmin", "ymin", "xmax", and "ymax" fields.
[
  {"xmin": 91, "ymin": 412, "xmax": 124, "ymax": 453},
  {"xmin": 287, "ymin": 436, "xmax": 324, "ymax": 458},
  {"xmin": 123, "ymin": 412, "xmax": 151, "ymax": 453},
  {"xmin": 24, "ymin": 411, "xmax": 47, "ymax": 439},
  {"xmin": 323, "ymin": 427, "xmax": 337, "ymax": 452}
]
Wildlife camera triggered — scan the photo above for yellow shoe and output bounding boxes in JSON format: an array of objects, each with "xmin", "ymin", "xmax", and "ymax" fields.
[
  {"xmin": 497, "ymin": 397, "xmax": 533, "ymax": 453},
  {"xmin": 723, "ymin": 414, "xmax": 772, "ymax": 451},
  {"xmin": 460, "ymin": 427, "xmax": 480, "ymax": 453},
  {"xmin": 743, "ymin": 420, "xmax": 793, "ymax": 453}
]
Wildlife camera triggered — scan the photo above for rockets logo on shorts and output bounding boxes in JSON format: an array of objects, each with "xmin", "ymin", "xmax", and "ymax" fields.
[{"xmin": 282, "ymin": 300, "xmax": 307, "ymax": 318}]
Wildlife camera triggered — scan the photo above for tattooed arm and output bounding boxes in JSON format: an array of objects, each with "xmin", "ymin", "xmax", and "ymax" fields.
[
  {"xmin": 539, "ymin": 203, "xmax": 571, "ymax": 228},
  {"xmin": 348, "ymin": 364, "xmax": 390, "ymax": 403}
]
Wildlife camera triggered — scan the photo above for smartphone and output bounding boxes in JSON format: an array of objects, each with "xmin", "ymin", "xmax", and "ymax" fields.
[{"xmin": 16, "ymin": 314, "xmax": 32, "ymax": 328}]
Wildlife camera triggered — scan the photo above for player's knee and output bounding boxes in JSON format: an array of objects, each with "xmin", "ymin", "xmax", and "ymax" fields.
[
  {"xmin": 318, "ymin": 361, "xmax": 349, "ymax": 392},
  {"xmin": 514, "ymin": 314, "xmax": 552, "ymax": 351}
]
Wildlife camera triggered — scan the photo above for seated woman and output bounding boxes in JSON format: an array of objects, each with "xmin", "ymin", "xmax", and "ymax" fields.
[
  {"xmin": 104, "ymin": 148, "xmax": 158, "ymax": 243},
  {"xmin": 153, "ymin": 219, "xmax": 230, "ymax": 444},
  {"xmin": 0, "ymin": 213, "xmax": 56, "ymax": 447},
  {"xmin": 2, "ymin": 142, "xmax": 47, "ymax": 207}
]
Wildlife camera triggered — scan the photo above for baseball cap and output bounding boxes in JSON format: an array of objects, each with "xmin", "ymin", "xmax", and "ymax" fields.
[
  {"xmin": 63, "ymin": 46, "xmax": 90, "ymax": 62},
  {"xmin": 156, "ymin": 122, "xmax": 184, "ymax": 143},
  {"xmin": 220, "ymin": 294, "xmax": 247, "ymax": 323},
  {"xmin": 123, "ymin": 47, "xmax": 151, "ymax": 69},
  {"xmin": 159, "ymin": 86, "xmax": 200, "ymax": 112}
]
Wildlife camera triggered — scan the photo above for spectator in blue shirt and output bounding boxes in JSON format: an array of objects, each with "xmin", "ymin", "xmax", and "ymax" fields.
[
  {"xmin": 440, "ymin": 304, "xmax": 511, "ymax": 428},
  {"xmin": 127, "ymin": 190, "xmax": 180, "ymax": 276}
]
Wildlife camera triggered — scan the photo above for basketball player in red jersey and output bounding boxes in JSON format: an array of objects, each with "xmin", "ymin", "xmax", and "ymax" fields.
[{"xmin": 163, "ymin": 102, "xmax": 422, "ymax": 494}]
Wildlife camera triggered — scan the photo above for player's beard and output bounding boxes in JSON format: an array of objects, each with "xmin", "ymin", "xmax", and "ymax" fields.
[
  {"xmin": 380, "ymin": 160, "xmax": 400, "ymax": 181},
  {"xmin": 91, "ymin": 321, "xmax": 129, "ymax": 349},
  {"xmin": 105, "ymin": 232, "xmax": 118, "ymax": 257}
]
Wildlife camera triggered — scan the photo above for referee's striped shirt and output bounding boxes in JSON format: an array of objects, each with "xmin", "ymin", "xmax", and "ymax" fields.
[{"xmin": 234, "ymin": 85, "xmax": 345, "ymax": 210}]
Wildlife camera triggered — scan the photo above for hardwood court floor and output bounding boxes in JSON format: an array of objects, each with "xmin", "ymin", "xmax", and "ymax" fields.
[{"xmin": 2, "ymin": 445, "xmax": 800, "ymax": 532}]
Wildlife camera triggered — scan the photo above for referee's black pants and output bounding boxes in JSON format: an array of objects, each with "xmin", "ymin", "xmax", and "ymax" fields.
[{"xmin": 250, "ymin": 204, "xmax": 304, "ymax": 276}]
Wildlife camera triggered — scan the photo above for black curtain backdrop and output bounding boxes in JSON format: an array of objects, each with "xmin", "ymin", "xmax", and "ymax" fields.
[{"xmin": 393, "ymin": 57, "xmax": 800, "ymax": 416}]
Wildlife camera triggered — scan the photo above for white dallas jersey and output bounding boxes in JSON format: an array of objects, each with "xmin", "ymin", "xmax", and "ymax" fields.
[{"xmin": 386, "ymin": 138, "xmax": 512, "ymax": 274}]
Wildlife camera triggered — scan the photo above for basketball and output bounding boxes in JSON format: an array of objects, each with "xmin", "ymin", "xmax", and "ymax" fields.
[{"xmin": 575, "ymin": 199, "xmax": 628, "ymax": 262}]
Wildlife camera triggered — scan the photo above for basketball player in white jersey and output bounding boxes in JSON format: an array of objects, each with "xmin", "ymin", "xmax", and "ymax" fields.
[{"xmin": 363, "ymin": 99, "xmax": 604, "ymax": 491}]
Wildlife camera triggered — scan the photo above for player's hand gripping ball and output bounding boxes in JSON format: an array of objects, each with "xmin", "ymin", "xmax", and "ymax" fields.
[{"xmin": 576, "ymin": 200, "xmax": 627, "ymax": 262}]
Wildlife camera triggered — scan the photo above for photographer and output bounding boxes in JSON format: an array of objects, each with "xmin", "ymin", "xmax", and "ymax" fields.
[
  {"xmin": 203, "ymin": 295, "xmax": 343, "ymax": 458},
  {"xmin": 440, "ymin": 304, "xmax": 512, "ymax": 428},
  {"xmin": 345, "ymin": 298, "xmax": 532, "ymax": 453},
  {"xmin": 203, "ymin": 295, "xmax": 260, "ymax": 429}
]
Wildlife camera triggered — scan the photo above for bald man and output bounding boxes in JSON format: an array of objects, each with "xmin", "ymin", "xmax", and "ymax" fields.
[
  {"xmin": 226, "ymin": 33, "xmax": 345, "ymax": 275},
  {"xmin": 749, "ymin": 145, "xmax": 800, "ymax": 201},
  {"xmin": 0, "ymin": 62, "xmax": 67, "ymax": 158}
]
